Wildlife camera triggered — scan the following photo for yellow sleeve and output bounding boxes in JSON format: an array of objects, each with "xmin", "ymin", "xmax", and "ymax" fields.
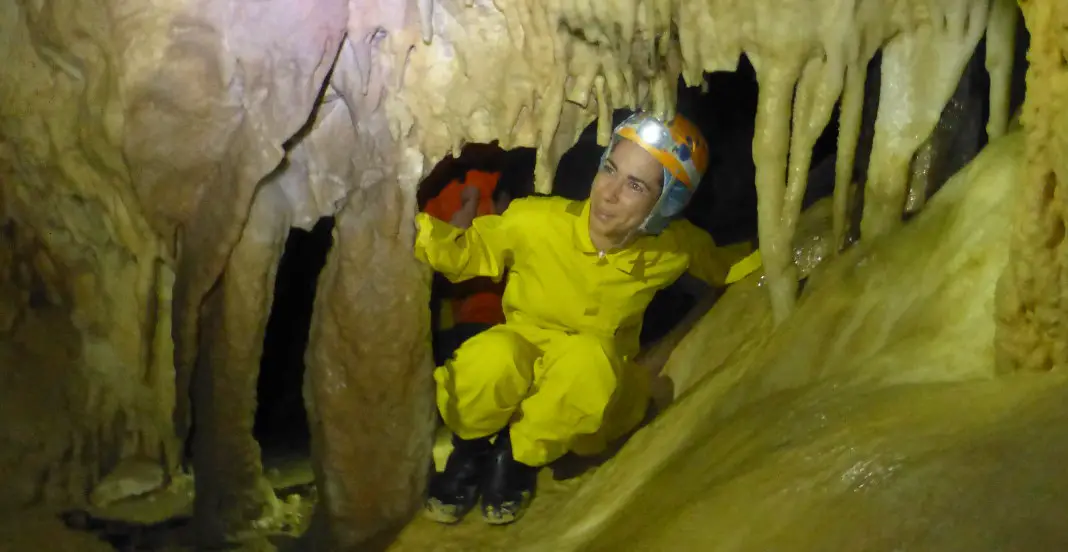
[
  {"xmin": 723, "ymin": 249, "xmax": 763, "ymax": 284},
  {"xmin": 414, "ymin": 211, "xmax": 514, "ymax": 283},
  {"xmin": 675, "ymin": 222, "xmax": 758, "ymax": 287}
]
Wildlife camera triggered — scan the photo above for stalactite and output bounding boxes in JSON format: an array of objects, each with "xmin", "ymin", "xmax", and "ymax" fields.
[
  {"xmin": 860, "ymin": 0, "xmax": 989, "ymax": 240},
  {"xmin": 985, "ymin": 0, "xmax": 1018, "ymax": 140},
  {"xmin": 594, "ymin": 75, "xmax": 611, "ymax": 146},
  {"xmin": 750, "ymin": 57, "xmax": 801, "ymax": 324},
  {"xmin": 534, "ymin": 70, "xmax": 567, "ymax": 194},
  {"xmin": 417, "ymin": 0, "xmax": 434, "ymax": 44},
  {"xmin": 784, "ymin": 56, "xmax": 844, "ymax": 260},
  {"xmin": 833, "ymin": 63, "xmax": 866, "ymax": 252},
  {"xmin": 748, "ymin": 52, "xmax": 845, "ymax": 322}
]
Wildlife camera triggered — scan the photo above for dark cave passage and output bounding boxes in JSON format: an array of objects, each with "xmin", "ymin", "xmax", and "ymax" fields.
[{"xmin": 255, "ymin": 216, "xmax": 335, "ymax": 457}]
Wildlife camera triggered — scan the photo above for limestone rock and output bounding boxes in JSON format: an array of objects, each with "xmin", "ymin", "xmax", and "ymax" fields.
[
  {"xmin": 89, "ymin": 458, "xmax": 166, "ymax": 508},
  {"xmin": 0, "ymin": 0, "xmax": 1060, "ymax": 550}
]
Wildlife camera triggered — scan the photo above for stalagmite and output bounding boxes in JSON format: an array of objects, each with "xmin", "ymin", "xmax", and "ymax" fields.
[
  {"xmin": 304, "ymin": 172, "xmax": 435, "ymax": 551},
  {"xmin": 291, "ymin": 21, "xmax": 439, "ymax": 547},
  {"xmin": 191, "ymin": 181, "xmax": 291, "ymax": 544}
]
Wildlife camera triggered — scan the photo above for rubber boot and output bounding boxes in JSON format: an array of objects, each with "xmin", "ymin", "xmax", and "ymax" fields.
[
  {"xmin": 424, "ymin": 434, "xmax": 494, "ymax": 524},
  {"xmin": 481, "ymin": 428, "xmax": 538, "ymax": 525}
]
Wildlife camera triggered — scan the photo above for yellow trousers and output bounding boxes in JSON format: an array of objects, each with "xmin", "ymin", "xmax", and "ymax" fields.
[{"xmin": 434, "ymin": 323, "xmax": 650, "ymax": 467}]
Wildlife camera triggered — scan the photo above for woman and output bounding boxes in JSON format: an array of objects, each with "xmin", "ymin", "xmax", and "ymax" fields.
[{"xmin": 413, "ymin": 112, "xmax": 755, "ymax": 525}]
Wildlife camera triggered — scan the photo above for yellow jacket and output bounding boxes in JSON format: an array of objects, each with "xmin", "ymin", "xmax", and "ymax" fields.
[{"xmin": 415, "ymin": 196, "xmax": 754, "ymax": 359}]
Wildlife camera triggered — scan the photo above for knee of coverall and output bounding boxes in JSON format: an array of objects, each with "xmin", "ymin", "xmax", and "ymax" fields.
[
  {"xmin": 510, "ymin": 333, "xmax": 621, "ymax": 466},
  {"xmin": 435, "ymin": 326, "xmax": 538, "ymax": 440},
  {"xmin": 570, "ymin": 351, "xmax": 651, "ymax": 458}
]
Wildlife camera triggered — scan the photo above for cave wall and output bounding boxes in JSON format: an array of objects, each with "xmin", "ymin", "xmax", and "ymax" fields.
[
  {"xmin": 0, "ymin": 0, "xmax": 181, "ymax": 509},
  {"xmin": 0, "ymin": 0, "xmax": 427, "ymax": 543},
  {"xmin": 995, "ymin": 0, "xmax": 1068, "ymax": 374},
  {"xmin": 0, "ymin": 0, "xmax": 1056, "ymax": 550}
]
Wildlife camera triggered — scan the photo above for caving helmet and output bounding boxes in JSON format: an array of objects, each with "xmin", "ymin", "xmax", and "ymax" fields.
[{"xmin": 600, "ymin": 111, "xmax": 709, "ymax": 235}]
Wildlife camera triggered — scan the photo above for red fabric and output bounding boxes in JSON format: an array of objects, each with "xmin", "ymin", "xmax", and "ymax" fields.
[
  {"xmin": 424, "ymin": 170, "xmax": 506, "ymax": 326},
  {"xmin": 424, "ymin": 170, "xmax": 499, "ymax": 222}
]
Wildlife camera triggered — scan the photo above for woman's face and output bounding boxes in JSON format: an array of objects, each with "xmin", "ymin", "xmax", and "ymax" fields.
[{"xmin": 589, "ymin": 139, "xmax": 664, "ymax": 243}]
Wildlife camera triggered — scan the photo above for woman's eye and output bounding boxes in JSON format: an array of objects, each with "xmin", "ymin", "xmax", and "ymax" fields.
[{"xmin": 630, "ymin": 181, "xmax": 644, "ymax": 193}]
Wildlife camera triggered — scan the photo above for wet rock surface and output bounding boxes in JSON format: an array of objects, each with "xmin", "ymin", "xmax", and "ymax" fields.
[{"xmin": 0, "ymin": 0, "xmax": 1061, "ymax": 551}]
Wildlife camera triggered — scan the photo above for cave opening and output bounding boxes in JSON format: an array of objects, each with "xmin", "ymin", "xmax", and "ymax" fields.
[{"xmin": 254, "ymin": 215, "xmax": 335, "ymax": 461}]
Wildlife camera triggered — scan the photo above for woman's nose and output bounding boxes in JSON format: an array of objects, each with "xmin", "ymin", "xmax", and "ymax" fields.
[{"xmin": 601, "ymin": 177, "xmax": 622, "ymax": 203}]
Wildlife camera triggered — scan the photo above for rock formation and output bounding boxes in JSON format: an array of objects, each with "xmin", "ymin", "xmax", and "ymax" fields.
[
  {"xmin": 0, "ymin": 0, "xmax": 1062, "ymax": 550},
  {"xmin": 995, "ymin": 0, "xmax": 1068, "ymax": 374}
]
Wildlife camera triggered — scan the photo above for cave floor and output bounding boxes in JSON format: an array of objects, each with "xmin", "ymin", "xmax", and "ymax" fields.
[
  {"xmin": 45, "ymin": 446, "xmax": 317, "ymax": 551},
  {"xmin": 43, "ymin": 425, "xmax": 600, "ymax": 551}
]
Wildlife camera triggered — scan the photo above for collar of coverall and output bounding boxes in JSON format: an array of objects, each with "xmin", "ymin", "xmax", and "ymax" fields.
[{"xmin": 572, "ymin": 199, "xmax": 660, "ymax": 277}]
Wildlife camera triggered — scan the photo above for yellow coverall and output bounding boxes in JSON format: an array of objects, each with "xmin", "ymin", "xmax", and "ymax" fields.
[{"xmin": 414, "ymin": 196, "xmax": 749, "ymax": 467}]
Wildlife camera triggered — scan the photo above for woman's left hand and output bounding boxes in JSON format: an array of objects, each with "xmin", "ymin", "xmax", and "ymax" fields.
[{"xmin": 449, "ymin": 186, "xmax": 481, "ymax": 229}]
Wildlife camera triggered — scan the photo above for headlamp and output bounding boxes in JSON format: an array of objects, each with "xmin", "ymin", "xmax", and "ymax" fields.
[{"xmin": 638, "ymin": 120, "xmax": 666, "ymax": 147}]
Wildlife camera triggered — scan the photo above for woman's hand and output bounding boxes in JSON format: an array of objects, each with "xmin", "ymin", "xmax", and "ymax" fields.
[{"xmin": 449, "ymin": 186, "xmax": 481, "ymax": 229}]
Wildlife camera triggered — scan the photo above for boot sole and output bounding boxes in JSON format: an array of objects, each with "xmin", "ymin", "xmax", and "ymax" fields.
[
  {"xmin": 481, "ymin": 498, "xmax": 531, "ymax": 526},
  {"xmin": 482, "ymin": 511, "xmax": 524, "ymax": 525},
  {"xmin": 424, "ymin": 497, "xmax": 475, "ymax": 525}
]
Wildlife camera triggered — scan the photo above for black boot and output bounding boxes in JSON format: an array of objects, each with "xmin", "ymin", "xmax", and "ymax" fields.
[
  {"xmin": 424, "ymin": 435, "xmax": 494, "ymax": 524},
  {"xmin": 481, "ymin": 429, "xmax": 538, "ymax": 525}
]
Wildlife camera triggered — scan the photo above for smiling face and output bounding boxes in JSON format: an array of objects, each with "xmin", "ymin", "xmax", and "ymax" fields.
[{"xmin": 588, "ymin": 139, "xmax": 664, "ymax": 249}]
